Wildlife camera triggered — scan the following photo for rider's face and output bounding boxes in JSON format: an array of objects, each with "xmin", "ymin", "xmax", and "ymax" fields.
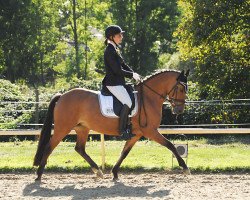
[{"xmin": 113, "ymin": 33, "xmax": 123, "ymax": 44}]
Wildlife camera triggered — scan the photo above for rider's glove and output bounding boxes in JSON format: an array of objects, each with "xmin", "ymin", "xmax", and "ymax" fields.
[{"xmin": 133, "ymin": 73, "xmax": 141, "ymax": 82}]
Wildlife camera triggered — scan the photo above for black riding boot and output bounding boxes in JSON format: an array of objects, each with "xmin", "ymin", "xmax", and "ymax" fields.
[{"xmin": 119, "ymin": 104, "xmax": 135, "ymax": 140}]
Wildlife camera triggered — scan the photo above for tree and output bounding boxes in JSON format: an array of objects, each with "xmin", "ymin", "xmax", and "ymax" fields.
[
  {"xmin": 0, "ymin": 0, "xmax": 33, "ymax": 82},
  {"xmin": 176, "ymin": 0, "xmax": 250, "ymax": 99},
  {"xmin": 0, "ymin": 0, "xmax": 112, "ymax": 84},
  {"xmin": 110, "ymin": 0, "xmax": 180, "ymax": 75},
  {"xmin": 0, "ymin": 0, "xmax": 61, "ymax": 86},
  {"xmin": 55, "ymin": 0, "xmax": 112, "ymax": 80}
]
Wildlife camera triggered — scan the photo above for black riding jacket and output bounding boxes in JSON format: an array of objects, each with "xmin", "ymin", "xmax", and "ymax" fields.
[{"xmin": 102, "ymin": 43, "xmax": 134, "ymax": 86}]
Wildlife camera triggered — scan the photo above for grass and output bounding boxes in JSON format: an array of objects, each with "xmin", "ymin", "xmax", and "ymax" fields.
[{"xmin": 0, "ymin": 138, "xmax": 249, "ymax": 173}]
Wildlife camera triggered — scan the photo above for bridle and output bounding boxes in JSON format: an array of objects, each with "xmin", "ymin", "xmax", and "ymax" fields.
[
  {"xmin": 138, "ymin": 80, "xmax": 188, "ymax": 128},
  {"xmin": 142, "ymin": 81, "xmax": 187, "ymax": 106}
]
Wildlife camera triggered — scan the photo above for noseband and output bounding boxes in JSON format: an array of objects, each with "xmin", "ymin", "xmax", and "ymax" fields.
[{"xmin": 167, "ymin": 81, "xmax": 187, "ymax": 107}]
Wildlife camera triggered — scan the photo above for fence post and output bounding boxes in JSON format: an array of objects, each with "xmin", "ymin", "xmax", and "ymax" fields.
[{"xmin": 101, "ymin": 134, "xmax": 105, "ymax": 170}]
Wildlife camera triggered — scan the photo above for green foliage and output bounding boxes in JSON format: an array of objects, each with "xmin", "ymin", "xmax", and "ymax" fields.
[
  {"xmin": 0, "ymin": 47, "xmax": 5, "ymax": 73},
  {"xmin": 162, "ymin": 81, "xmax": 249, "ymax": 126},
  {"xmin": 45, "ymin": 0, "xmax": 111, "ymax": 80},
  {"xmin": 0, "ymin": 79, "xmax": 34, "ymax": 129},
  {"xmin": 0, "ymin": 0, "xmax": 60, "ymax": 85},
  {"xmin": 0, "ymin": 0, "xmax": 111, "ymax": 85},
  {"xmin": 53, "ymin": 77, "xmax": 102, "ymax": 93},
  {"xmin": 176, "ymin": 0, "xmax": 250, "ymax": 99},
  {"xmin": 182, "ymin": 101, "xmax": 249, "ymax": 126},
  {"xmin": 0, "ymin": 77, "xmax": 102, "ymax": 129}
]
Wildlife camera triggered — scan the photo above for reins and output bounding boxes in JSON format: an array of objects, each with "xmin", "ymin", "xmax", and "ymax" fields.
[{"xmin": 142, "ymin": 83, "xmax": 166, "ymax": 100}]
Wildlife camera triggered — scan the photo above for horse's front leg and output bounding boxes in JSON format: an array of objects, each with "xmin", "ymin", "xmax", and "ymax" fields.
[
  {"xmin": 144, "ymin": 128, "xmax": 190, "ymax": 174},
  {"xmin": 112, "ymin": 135, "xmax": 141, "ymax": 180}
]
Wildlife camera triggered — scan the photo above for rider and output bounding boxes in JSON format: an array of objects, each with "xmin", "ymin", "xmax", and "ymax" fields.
[{"xmin": 102, "ymin": 25, "xmax": 141, "ymax": 140}]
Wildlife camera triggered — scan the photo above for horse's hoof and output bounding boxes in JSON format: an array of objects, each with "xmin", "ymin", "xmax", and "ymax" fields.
[
  {"xmin": 35, "ymin": 177, "xmax": 41, "ymax": 181},
  {"xmin": 113, "ymin": 177, "xmax": 119, "ymax": 182},
  {"xmin": 96, "ymin": 169, "xmax": 104, "ymax": 179},
  {"xmin": 183, "ymin": 168, "xmax": 191, "ymax": 175}
]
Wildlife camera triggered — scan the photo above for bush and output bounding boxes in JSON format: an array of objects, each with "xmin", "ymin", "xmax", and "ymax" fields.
[{"xmin": 0, "ymin": 79, "xmax": 34, "ymax": 129}]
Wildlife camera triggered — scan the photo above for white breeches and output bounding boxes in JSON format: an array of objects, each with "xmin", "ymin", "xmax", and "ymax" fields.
[{"xmin": 106, "ymin": 85, "xmax": 132, "ymax": 108}]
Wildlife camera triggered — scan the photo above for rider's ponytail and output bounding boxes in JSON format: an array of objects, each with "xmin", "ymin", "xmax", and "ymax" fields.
[{"xmin": 104, "ymin": 38, "xmax": 108, "ymax": 46}]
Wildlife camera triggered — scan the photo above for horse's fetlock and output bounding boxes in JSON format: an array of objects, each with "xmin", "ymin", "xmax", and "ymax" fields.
[{"xmin": 91, "ymin": 167, "xmax": 99, "ymax": 174}]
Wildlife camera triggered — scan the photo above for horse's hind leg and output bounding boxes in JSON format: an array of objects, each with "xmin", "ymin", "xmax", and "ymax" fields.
[
  {"xmin": 112, "ymin": 135, "xmax": 141, "ymax": 180},
  {"xmin": 75, "ymin": 128, "xmax": 103, "ymax": 178},
  {"xmin": 145, "ymin": 129, "xmax": 190, "ymax": 174},
  {"xmin": 36, "ymin": 129, "xmax": 68, "ymax": 181}
]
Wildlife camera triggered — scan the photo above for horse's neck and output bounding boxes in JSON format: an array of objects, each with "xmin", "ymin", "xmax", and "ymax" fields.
[
  {"xmin": 136, "ymin": 72, "xmax": 176, "ymax": 106},
  {"xmin": 143, "ymin": 72, "xmax": 176, "ymax": 96}
]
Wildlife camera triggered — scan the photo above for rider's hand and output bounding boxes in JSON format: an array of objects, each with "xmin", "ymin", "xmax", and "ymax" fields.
[{"xmin": 133, "ymin": 73, "xmax": 141, "ymax": 82}]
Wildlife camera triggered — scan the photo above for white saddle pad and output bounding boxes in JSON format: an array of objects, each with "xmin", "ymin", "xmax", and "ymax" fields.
[{"xmin": 98, "ymin": 92, "xmax": 138, "ymax": 118}]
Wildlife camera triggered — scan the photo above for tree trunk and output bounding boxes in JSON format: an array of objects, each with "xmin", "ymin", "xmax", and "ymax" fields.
[
  {"xmin": 84, "ymin": 0, "xmax": 88, "ymax": 80},
  {"xmin": 40, "ymin": 52, "xmax": 45, "ymax": 86},
  {"xmin": 72, "ymin": 0, "xmax": 80, "ymax": 78},
  {"xmin": 135, "ymin": 0, "xmax": 140, "ymax": 71}
]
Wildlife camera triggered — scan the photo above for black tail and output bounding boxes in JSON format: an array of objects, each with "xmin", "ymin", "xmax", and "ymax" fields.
[{"xmin": 33, "ymin": 94, "xmax": 61, "ymax": 166}]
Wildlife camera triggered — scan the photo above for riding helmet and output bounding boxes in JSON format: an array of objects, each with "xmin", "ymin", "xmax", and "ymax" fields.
[{"xmin": 105, "ymin": 25, "xmax": 125, "ymax": 39}]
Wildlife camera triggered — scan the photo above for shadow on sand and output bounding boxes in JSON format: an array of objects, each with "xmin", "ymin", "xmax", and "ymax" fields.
[{"xmin": 23, "ymin": 180, "xmax": 170, "ymax": 200}]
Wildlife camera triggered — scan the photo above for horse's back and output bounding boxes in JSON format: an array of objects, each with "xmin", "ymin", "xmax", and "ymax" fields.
[
  {"xmin": 65, "ymin": 87, "xmax": 98, "ymax": 96},
  {"xmin": 54, "ymin": 88, "xmax": 99, "ymax": 119},
  {"xmin": 59, "ymin": 88, "xmax": 97, "ymax": 102}
]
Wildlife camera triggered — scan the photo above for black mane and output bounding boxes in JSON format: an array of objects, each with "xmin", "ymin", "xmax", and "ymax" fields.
[{"xmin": 141, "ymin": 69, "xmax": 180, "ymax": 83}]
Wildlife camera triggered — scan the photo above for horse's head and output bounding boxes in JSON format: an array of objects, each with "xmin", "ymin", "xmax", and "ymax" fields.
[{"xmin": 168, "ymin": 70, "xmax": 189, "ymax": 115}]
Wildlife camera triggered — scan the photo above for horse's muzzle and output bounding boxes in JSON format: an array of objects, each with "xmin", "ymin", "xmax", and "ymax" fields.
[{"xmin": 172, "ymin": 105, "xmax": 185, "ymax": 115}]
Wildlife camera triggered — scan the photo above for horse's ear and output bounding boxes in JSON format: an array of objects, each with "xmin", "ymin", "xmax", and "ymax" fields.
[
  {"xmin": 177, "ymin": 70, "xmax": 185, "ymax": 81},
  {"xmin": 185, "ymin": 69, "xmax": 190, "ymax": 77}
]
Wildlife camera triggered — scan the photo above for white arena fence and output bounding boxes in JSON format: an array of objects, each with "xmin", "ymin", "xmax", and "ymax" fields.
[{"xmin": 0, "ymin": 98, "xmax": 249, "ymax": 132}]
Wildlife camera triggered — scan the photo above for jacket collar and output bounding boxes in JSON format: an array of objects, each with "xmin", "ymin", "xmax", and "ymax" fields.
[{"xmin": 108, "ymin": 40, "xmax": 118, "ymax": 49}]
